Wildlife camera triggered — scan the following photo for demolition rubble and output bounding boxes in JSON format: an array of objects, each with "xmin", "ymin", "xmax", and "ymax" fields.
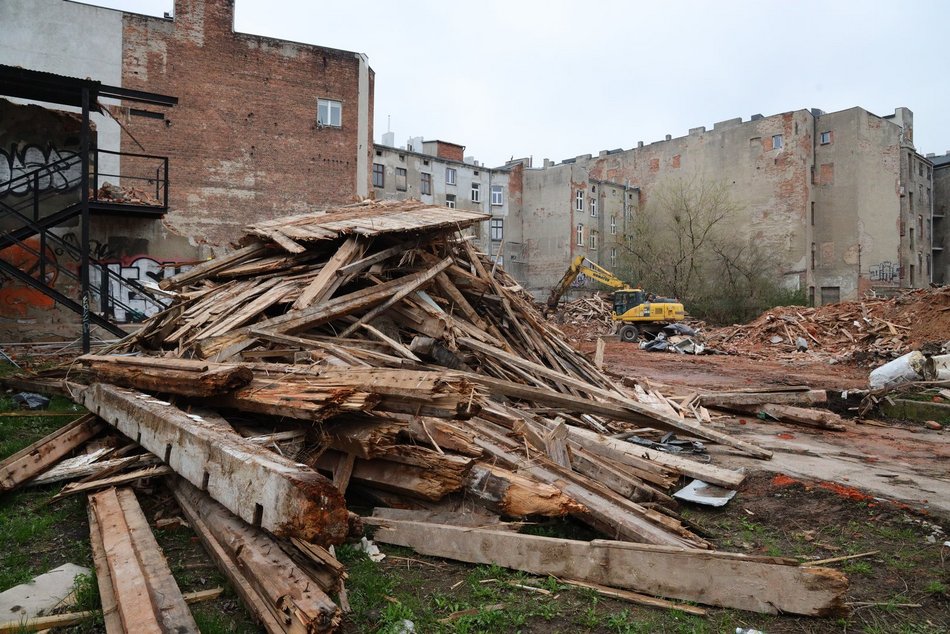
[{"xmin": 2, "ymin": 201, "xmax": 863, "ymax": 630}]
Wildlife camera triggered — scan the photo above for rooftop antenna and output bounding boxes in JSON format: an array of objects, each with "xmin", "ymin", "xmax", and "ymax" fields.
[{"xmin": 387, "ymin": 115, "xmax": 391, "ymax": 133}]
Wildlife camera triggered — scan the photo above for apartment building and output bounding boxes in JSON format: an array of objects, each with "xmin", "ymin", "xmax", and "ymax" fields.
[{"xmin": 371, "ymin": 134, "xmax": 528, "ymax": 279}]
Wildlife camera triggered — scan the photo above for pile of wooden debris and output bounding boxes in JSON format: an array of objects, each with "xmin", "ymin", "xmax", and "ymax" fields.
[
  {"xmin": 549, "ymin": 294, "xmax": 616, "ymax": 339},
  {"xmin": 1, "ymin": 200, "xmax": 849, "ymax": 631},
  {"xmin": 704, "ymin": 287, "xmax": 950, "ymax": 365}
]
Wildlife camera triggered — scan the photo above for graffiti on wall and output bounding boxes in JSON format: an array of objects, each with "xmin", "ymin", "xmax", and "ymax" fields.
[
  {"xmin": 0, "ymin": 144, "xmax": 81, "ymax": 196},
  {"xmin": 869, "ymin": 261, "xmax": 900, "ymax": 283},
  {"xmin": 0, "ymin": 238, "xmax": 59, "ymax": 318},
  {"xmin": 91, "ymin": 256, "xmax": 193, "ymax": 322}
]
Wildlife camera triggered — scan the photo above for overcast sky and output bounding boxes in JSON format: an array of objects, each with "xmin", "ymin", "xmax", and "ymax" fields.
[{"xmin": 75, "ymin": 0, "xmax": 950, "ymax": 167}]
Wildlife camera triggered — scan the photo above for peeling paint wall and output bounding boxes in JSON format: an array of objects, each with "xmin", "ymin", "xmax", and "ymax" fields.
[{"xmin": 515, "ymin": 107, "xmax": 925, "ymax": 304}]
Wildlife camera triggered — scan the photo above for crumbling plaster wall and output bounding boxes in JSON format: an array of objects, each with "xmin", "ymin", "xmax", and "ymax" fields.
[
  {"xmin": 520, "ymin": 111, "xmax": 814, "ymax": 299},
  {"xmin": 813, "ymin": 108, "xmax": 906, "ymax": 300}
]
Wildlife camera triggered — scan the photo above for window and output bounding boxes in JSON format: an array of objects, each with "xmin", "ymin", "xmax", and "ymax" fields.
[
  {"xmin": 772, "ymin": 134, "xmax": 783, "ymax": 149},
  {"xmin": 491, "ymin": 185, "xmax": 504, "ymax": 206},
  {"xmin": 610, "ymin": 215, "xmax": 617, "ymax": 235},
  {"xmin": 919, "ymin": 162, "xmax": 924, "ymax": 177},
  {"xmin": 590, "ymin": 197, "xmax": 598, "ymax": 217},
  {"xmin": 576, "ymin": 223, "xmax": 584, "ymax": 246},
  {"xmin": 490, "ymin": 218, "xmax": 504, "ymax": 241},
  {"xmin": 317, "ymin": 99, "xmax": 342, "ymax": 127},
  {"xmin": 589, "ymin": 230, "xmax": 598, "ymax": 250},
  {"xmin": 610, "ymin": 247, "xmax": 617, "ymax": 268},
  {"xmin": 396, "ymin": 167, "xmax": 407, "ymax": 192},
  {"xmin": 372, "ymin": 163, "xmax": 384, "ymax": 188},
  {"xmin": 819, "ymin": 131, "xmax": 832, "ymax": 145},
  {"xmin": 446, "ymin": 167, "xmax": 457, "ymax": 185},
  {"xmin": 471, "ymin": 182, "xmax": 481, "ymax": 202},
  {"xmin": 820, "ymin": 286, "xmax": 840, "ymax": 305},
  {"xmin": 910, "ymin": 227, "xmax": 915, "ymax": 248},
  {"xmin": 421, "ymin": 172, "xmax": 432, "ymax": 195},
  {"xmin": 575, "ymin": 190, "xmax": 584, "ymax": 212},
  {"xmin": 446, "ymin": 194, "xmax": 456, "ymax": 209},
  {"xmin": 811, "ymin": 202, "xmax": 815, "ymax": 225}
]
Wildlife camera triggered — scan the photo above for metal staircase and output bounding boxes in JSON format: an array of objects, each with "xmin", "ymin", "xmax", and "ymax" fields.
[{"xmin": 0, "ymin": 149, "xmax": 173, "ymax": 342}]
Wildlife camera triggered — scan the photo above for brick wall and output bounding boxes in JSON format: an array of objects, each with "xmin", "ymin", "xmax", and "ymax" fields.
[{"xmin": 119, "ymin": 0, "xmax": 374, "ymax": 246}]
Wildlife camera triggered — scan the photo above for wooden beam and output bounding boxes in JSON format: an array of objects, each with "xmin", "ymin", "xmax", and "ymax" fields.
[
  {"xmin": 170, "ymin": 478, "xmax": 341, "ymax": 633},
  {"xmin": 0, "ymin": 414, "xmax": 102, "ymax": 493},
  {"xmin": 159, "ymin": 242, "xmax": 269, "ymax": 290},
  {"xmin": 79, "ymin": 355, "xmax": 253, "ymax": 397},
  {"xmin": 367, "ymin": 519, "xmax": 849, "ymax": 616},
  {"xmin": 697, "ymin": 390, "xmax": 828, "ymax": 408},
  {"xmin": 78, "ymin": 383, "xmax": 349, "ymax": 545},
  {"xmin": 88, "ymin": 487, "xmax": 198, "ymax": 633}
]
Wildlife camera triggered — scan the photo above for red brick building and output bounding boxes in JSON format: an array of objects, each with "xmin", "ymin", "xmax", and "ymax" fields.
[{"xmin": 119, "ymin": 0, "xmax": 375, "ymax": 245}]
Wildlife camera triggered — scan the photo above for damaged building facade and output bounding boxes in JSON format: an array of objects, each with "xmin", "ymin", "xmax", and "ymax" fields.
[
  {"xmin": 1, "ymin": 0, "xmax": 373, "ymax": 248},
  {"xmin": 509, "ymin": 106, "xmax": 934, "ymax": 304},
  {"xmin": 0, "ymin": 0, "xmax": 373, "ymax": 339},
  {"xmin": 931, "ymin": 151, "xmax": 950, "ymax": 284}
]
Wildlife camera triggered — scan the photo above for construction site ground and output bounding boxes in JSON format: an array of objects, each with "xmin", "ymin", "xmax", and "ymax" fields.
[{"xmin": 2, "ymin": 346, "xmax": 948, "ymax": 633}]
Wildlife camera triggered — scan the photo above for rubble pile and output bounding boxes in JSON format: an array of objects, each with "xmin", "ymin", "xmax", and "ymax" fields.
[
  {"xmin": 95, "ymin": 181, "xmax": 161, "ymax": 206},
  {"xmin": 705, "ymin": 286, "xmax": 950, "ymax": 365},
  {"xmin": 0, "ymin": 201, "xmax": 850, "ymax": 630},
  {"xmin": 549, "ymin": 294, "xmax": 615, "ymax": 339}
]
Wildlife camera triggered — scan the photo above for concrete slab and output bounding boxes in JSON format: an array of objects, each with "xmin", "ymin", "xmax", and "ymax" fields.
[{"xmin": 0, "ymin": 563, "xmax": 90, "ymax": 620}]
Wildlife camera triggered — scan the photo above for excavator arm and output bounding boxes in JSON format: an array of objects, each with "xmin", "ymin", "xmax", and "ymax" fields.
[{"xmin": 546, "ymin": 255, "xmax": 628, "ymax": 310}]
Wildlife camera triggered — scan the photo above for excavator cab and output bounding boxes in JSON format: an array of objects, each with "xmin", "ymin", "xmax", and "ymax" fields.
[{"xmin": 613, "ymin": 289, "xmax": 647, "ymax": 315}]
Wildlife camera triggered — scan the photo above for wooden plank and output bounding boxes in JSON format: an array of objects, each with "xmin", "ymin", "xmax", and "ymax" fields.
[
  {"xmin": 89, "ymin": 487, "xmax": 197, "ymax": 633},
  {"xmin": 367, "ymin": 519, "xmax": 849, "ymax": 616},
  {"xmin": 159, "ymin": 242, "xmax": 268, "ymax": 290},
  {"xmin": 80, "ymin": 356, "xmax": 253, "ymax": 397},
  {"xmin": 0, "ymin": 414, "xmax": 102, "ymax": 493},
  {"xmin": 292, "ymin": 237, "xmax": 364, "ymax": 310},
  {"xmin": 755, "ymin": 404, "xmax": 847, "ymax": 431},
  {"xmin": 170, "ymin": 478, "xmax": 341, "ymax": 633},
  {"xmin": 87, "ymin": 501, "xmax": 122, "ymax": 633},
  {"xmin": 53, "ymin": 465, "xmax": 173, "ymax": 500},
  {"xmin": 338, "ymin": 256, "xmax": 453, "ymax": 337},
  {"xmin": 0, "ymin": 610, "xmax": 98, "ymax": 633},
  {"xmin": 78, "ymin": 383, "xmax": 349, "ymax": 545}
]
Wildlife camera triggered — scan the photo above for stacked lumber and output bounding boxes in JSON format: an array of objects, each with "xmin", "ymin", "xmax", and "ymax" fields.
[
  {"xmin": 1, "ymin": 200, "xmax": 852, "ymax": 624},
  {"xmin": 704, "ymin": 286, "xmax": 950, "ymax": 365}
]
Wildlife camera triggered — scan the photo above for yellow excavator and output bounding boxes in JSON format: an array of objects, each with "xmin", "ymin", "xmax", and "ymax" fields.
[{"xmin": 546, "ymin": 255, "xmax": 686, "ymax": 342}]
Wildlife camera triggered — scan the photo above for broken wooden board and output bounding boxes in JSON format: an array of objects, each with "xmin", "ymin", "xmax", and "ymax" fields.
[
  {"xmin": 0, "ymin": 414, "xmax": 102, "ymax": 493},
  {"xmin": 88, "ymin": 487, "xmax": 198, "ymax": 633},
  {"xmin": 78, "ymin": 355, "xmax": 253, "ymax": 397},
  {"xmin": 78, "ymin": 383, "xmax": 349, "ymax": 545},
  {"xmin": 367, "ymin": 519, "xmax": 849, "ymax": 616},
  {"xmin": 754, "ymin": 403, "xmax": 847, "ymax": 431},
  {"xmin": 465, "ymin": 463, "xmax": 585, "ymax": 517},
  {"xmin": 170, "ymin": 478, "xmax": 341, "ymax": 633}
]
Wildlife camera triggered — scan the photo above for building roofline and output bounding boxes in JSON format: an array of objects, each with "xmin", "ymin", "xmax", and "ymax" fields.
[
  {"xmin": 68, "ymin": 1, "xmax": 373, "ymax": 68},
  {"xmin": 374, "ymin": 143, "xmax": 512, "ymax": 172}
]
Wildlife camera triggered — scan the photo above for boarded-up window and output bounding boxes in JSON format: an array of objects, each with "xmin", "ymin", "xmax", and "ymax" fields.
[
  {"xmin": 820, "ymin": 286, "xmax": 840, "ymax": 305},
  {"xmin": 396, "ymin": 168, "xmax": 407, "ymax": 191},
  {"xmin": 819, "ymin": 163, "xmax": 834, "ymax": 185}
]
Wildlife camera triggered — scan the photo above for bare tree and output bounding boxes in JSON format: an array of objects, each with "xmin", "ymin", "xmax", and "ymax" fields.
[{"xmin": 618, "ymin": 176, "xmax": 798, "ymax": 323}]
